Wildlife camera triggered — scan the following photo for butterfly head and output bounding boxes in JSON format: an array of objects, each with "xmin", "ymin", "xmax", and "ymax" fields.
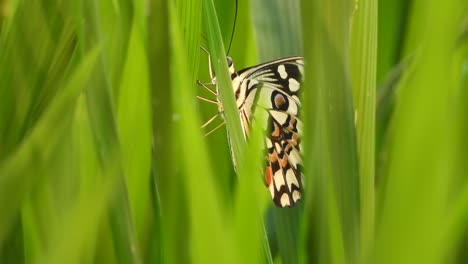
[{"xmin": 226, "ymin": 56, "xmax": 236, "ymax": 75}]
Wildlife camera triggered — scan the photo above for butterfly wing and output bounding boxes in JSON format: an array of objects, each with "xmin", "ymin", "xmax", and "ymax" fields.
[{"xmin": 234, "ymin": 57, "xmax": 304, "ymax": 207}]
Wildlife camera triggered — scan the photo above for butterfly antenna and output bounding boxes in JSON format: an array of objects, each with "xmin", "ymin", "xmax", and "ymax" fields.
[{"xmin": 226, "ymin": 0, "xmax": 238, "ymax": 56}]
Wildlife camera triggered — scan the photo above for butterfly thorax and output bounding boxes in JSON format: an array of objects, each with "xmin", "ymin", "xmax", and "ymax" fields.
[
  {"xmin": 226, "ymin": 60, "xmax": 246, "ymax": 110},
  {"xmin": 214, "ymin": 60, "xmax": 251, "ymax": 139}
]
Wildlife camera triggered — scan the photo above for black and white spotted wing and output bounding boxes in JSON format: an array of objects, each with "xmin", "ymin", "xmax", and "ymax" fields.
[
  {"xmin": 226, "ymin": 57, "xmax": 304, "ymax": 208},
  {"xmin": 198, "ymin": 54, "xmax": 304, "ymax": 208}
]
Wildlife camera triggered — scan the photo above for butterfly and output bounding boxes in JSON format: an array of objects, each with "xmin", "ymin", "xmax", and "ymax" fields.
[{"xmin": 198, "ymin": 48, "xmax": 304, "ymax": 208}]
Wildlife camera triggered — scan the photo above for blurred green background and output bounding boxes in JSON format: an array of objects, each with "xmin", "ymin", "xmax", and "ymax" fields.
[{"xmin": 0, "ymin": 0, "xmax": 467, "ymax": 263}]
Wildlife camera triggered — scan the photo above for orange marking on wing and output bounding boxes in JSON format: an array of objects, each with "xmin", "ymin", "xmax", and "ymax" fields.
[
  {"xmin": 289, "ymin": 133, "xmax": 299, "ymax": 147},
  {"xmin": 291, "ymin": 116, "xmax": 297, "ymax": 126},
  {"xmin": 287, "ymin": 116, "xmax": 297, "ymax": 131},
  {"xmin": 284, "ymin": 143, "xmax": 292, "ymax": 153},
  {"xmin": 280, "ymin": 155, "xmax": 288, "ymax": 168},
  {"xmin": 274, "ymin": 94, "xmax": 286, "ymax": 108},
  {"xmin": 265, "ymin": 166, "xmax": 272, "ymax": 186},
  {"xmin": 271, "ymin": 123, "xmax": 281, "ymax": 137},
  {"xmin": 269, "ymin": 150, "xmax": 279, "ymax": 162}
]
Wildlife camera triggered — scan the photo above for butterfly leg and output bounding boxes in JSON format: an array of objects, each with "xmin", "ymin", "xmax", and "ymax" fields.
[
  {"xmin": 196, "ymin": 80, "xmax": 217, "ymax": 96},
  {"xmin": 200, "ymin": 46, "xmax": 214, "ymax": 80},
  {"xmin": 198, "ymin": 46, "xmax": 218, "ymax": 96}
]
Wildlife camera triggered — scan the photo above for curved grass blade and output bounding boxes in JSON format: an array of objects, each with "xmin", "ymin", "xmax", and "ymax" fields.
[
  {"xmin": 203, "ymin": 0, "xmax": 273, "ymax": 262},
  {"xmin": 169, "ymin": 2, "xmax": 238, "ymax": 263},
  {"xmin": 0, "ymin": 48, "xmax": 100, "ymax": 244},
  {"xmin": 204, "ymin": 0, "xmax": 246, "ymax": 166}
]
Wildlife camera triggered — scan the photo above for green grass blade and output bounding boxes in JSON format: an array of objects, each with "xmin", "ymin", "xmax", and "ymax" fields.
[
  {"xmin": 213, "ymin": 0, "xmax": 258, "ymax": 68},
  {"xmin": 198, "ymin": 0, "xmax": 258, "ymax": 210},
  {"xmin": 373, "ymin": 2, "xmax": 465, "ymax": 263},
  {"xmin": 301, "ymin": 0, "xmax": 360, "ymax": 263},
  {"xmin": 376, "ymin": 0, "xmax": 409, "ymax": 83},
  {"xmin": 38, "ymin": 165, "xmax": 113, "ymax": 264},
  {"xmin": 204, "ymin": 0, "xmax": 246, "ymax": 167},
  {"xmin": 0, "ymin": 47, "xmax": 99, "ymax": 244},
  {"xmin": 442, "ymin": 23, "xmax": 468, "ymax": 258},
  {"xmin": 117, "ymin": 19, "xmax": 152, "ymax": 252},
  {"xmin": 1, "ymin": 1, "xmax": 467, "ymax": 263},
  {"xmin": 203, "ymin": 1, "xmax": 273, "ymax": 263},
  {"xmin": 233, "ymin": 109, "xmax": 271, "ymax": 264},
  {"xmin": 0, "ymin": 0, "xmax": 76, "ymax": 159},
  {"xmin": 250, "ymin": 0, "xmax": 302, "ymax": 59},
  {"xmin": 168, "ymin": 2, "xmax": 238, "ymax": 263},
  {"xmin": 350, "ymin": 0, "xmax": 378, "ymax": 262},
  {"xmin": 148, "ymin": 0, "xmax": 203, "ymax": 262},
  {"xmin": 146, "ymin": 0, "xmax": 176, "ymax": 262},
  {"xmin": 79, "ymin": 1, "xmax": 141, "ymax": 262}
]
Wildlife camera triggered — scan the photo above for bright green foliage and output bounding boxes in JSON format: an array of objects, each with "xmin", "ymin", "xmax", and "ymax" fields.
[{"xmin": 0, "ymin": 0, "xmax": 467, "ymax": 263}]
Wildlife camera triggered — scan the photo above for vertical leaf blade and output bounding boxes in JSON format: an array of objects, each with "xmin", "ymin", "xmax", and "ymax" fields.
[{"xmin": 350, "ymin": 0, "xmax": 378, "ymax": 262}]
